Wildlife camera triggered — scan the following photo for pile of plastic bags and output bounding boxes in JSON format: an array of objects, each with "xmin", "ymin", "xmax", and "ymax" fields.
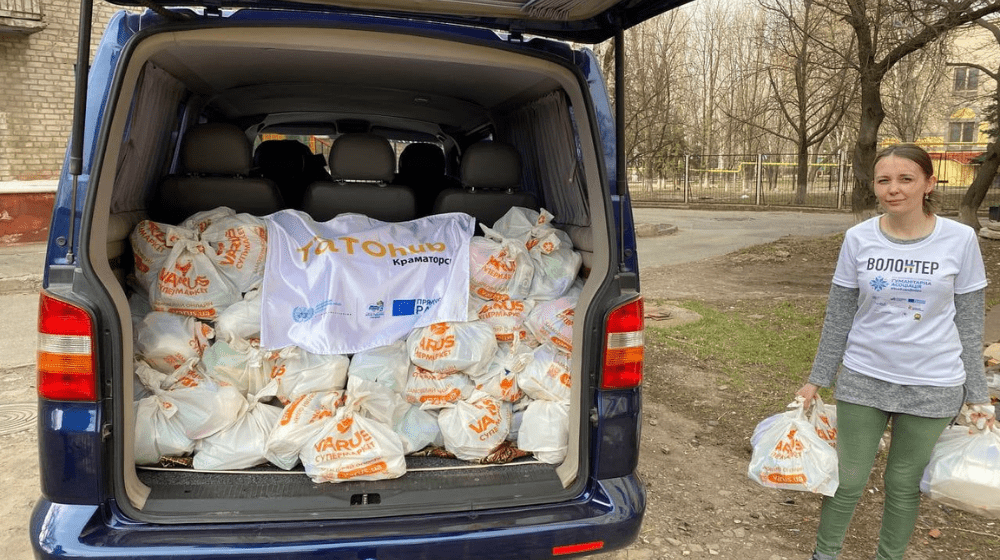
[{"xmin": 130, "ymin": 206, "xmax": 582, "ymax": 483}]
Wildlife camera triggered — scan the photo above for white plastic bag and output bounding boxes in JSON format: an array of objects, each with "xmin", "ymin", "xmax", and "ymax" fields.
[
  {"xmin": 265, "ymin": 391, "xmax": 345, "ymax": 470},
  {"xmin": 407, "ymin": 320, "xmax": 497, "ymax": 376},
  {"xmin": 810, "ymin": 397, "xmax": 838, "ymax": 447},
  {"xmin": 747, "ymin": 398, "xmax": 839, "ymax": 497},
  {"xmin": 301, "ymin": 378, "xmax": 407, "ymax": 483},
  {"xmin": 136, "ymin": 359, "xmax": 247, "ymax": 440},
  {"xmin": 492, "ymin": 207, "xmax": 582, "ymax": 300},
  {"xmin": 517, "ymin": 400, "xmax": 569, "ymax": 464},
  {"xmin": 200, "ymin": 339, "xmax": 270, "ymax": 396},
  {"xmin": 265, "ymin": 346, "xmax": 350, "ymax": 405},
  {"xmin": 525, "ymin": 282, "xmax": 581, "ymax": 353},
  {"xmin": 201, "ymin": 213, "xmax": 269, "ymax": 293},
  {"xmin": 519, "ymin": 345, "xmax": 572, "ymax": 403},
  {"xmin": 920, "ymin": 425, "xmax": 1000, "ymax": 519},
  {"xmin": 393, "ymin": 404, "xmax": 442, "ymax": 454},
  {"xmin": 347, "ymin": 341, "xmax": 410, "ymax": 393},
  {"xmin": 475, "ymin": 343, "xmax": 532, "ymax": 402},
  {"xmin": 133, "ymin": 393, "xmax": 195, "ymax": 465},
  {"xmin": 468, "ymin": 230, "xmax": 534, "ymax": 302},
  {"xmin": 473, "ymin": 297, "xmax": 535, "ymax": 344},
  {"xmin": 130, "ymin": 220, "xmax": 198, "ymax": 293},
  {"xmin": 403, "ymin": 365, "xmax": 474, "ymax": 409},
  {"xmin": 149, "ymin": 237, "xmax": 242, "ymax": 320},
  {"xmin": 182, "ymin": 206, "xmax": 237, "ymax": 234},
  {"xmin": 214, "ymin": 288, "xmax": 262, "ymax": 346},
  {"xmin": 135, "ymin": 311, "xmax": 214, "ymax": 373},
  {"xmin": 438, "ymin": 391, "xmax": 511, "ymax": 461},
  {"xmin": 193, "ymin": 385, "xmax": 284, "ymax": 470}
]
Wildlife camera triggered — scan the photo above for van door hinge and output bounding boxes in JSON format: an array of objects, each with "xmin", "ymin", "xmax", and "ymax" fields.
[
  {"xmin": 590, "ymin": 407, "xmax": 599, "ymax": 426},
  {"xmin": 203, "ymin": 0, "xmax": 223, "ymax": 16},
  {"xmin": 508, "ymin": 24, "xmax": 525, "ymax": 43},
  {"xmin": 101, "ymin": 423, "xmax": 112, "ymax": 441}
]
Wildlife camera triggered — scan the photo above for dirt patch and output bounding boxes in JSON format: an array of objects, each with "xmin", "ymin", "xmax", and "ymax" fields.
[{"xmin": 601, "ymin": 233, "xmax": 1000, "ymax": 560}]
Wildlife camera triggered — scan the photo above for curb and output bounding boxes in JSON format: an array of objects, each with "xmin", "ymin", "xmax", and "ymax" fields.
[{"xmin": 0, "ymin": 275, "xmax": 42, "ymax": 296}]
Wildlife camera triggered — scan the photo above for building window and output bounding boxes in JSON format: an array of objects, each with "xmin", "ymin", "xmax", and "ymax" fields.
[
  {"xmin": 949, "ymin": 121, "xmax": 976, "ymax": 143},
  {"xmin": 954, "ymin": 67, "xmax": 979, "ymax": 91}
]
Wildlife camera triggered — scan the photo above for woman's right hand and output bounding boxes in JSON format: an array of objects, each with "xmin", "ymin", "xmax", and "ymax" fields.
[{"xmin": 796, "ymin": 383, "xmax": 820, "ymax": 404}]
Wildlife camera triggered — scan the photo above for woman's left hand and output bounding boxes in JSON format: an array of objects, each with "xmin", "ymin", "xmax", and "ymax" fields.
[{"xmin": 961, "ymin": 403, "xmax": 997, "ymax": 432}]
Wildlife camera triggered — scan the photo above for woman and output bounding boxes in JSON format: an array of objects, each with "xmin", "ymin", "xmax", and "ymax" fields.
[{"xmin": 797, "ymin": 143, "xmax": 995, "ymax": 560}]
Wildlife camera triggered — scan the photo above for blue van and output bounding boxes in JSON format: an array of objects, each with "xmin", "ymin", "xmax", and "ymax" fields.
[{"xmin": 31, "ymin": 1, "xmax": 682, "ymax": 557}]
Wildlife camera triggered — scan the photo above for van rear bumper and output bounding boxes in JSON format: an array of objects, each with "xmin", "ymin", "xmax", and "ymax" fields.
[{"xmin": 30, "ymin": 474, "xmax": 645, "ymax": 559}]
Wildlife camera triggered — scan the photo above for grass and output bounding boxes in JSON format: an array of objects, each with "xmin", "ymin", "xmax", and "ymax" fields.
[{"xmin": 648, "ymin": 298, "xmax": 826, "ymax": 393}]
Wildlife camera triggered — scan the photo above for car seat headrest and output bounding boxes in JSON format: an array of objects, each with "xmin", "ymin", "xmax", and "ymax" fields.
[
  {"xmin": 461, "ymin": 142, "xmax": 521, "ymax": 190},
  {"xmin": 398, "ymin": 143, "xmax": 446, "ymax": 181},
  {"xmin": 181, "ymin": 123, "xmax": 253, "ymax": 175},
  {"xmin": 329, "ymin": 133, "xmax": 395, "ymax": 184}
]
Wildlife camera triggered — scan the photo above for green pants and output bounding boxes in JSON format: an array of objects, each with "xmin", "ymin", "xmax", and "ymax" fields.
[{"xmin": 814, "ymin": 401, "xmax": 951, "ymax": 560}]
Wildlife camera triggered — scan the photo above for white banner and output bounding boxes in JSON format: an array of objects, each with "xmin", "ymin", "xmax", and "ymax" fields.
[{"xmin": 261, "ymin": 210, "xmax": 474, "ymax": 354}]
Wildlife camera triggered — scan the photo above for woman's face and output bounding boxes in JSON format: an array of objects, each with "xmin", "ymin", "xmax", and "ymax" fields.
[{"xmin": 874, "ymin": 155, "xmax": 935, "ymax": 219}]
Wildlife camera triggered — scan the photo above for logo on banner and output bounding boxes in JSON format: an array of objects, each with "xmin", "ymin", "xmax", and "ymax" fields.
[
  {"xmin": 292, "ymin": 299, "xmax": 348, "ymax": 323},
  {"xmin": 365, "ymin": 300, "xmax": 385, "ymax": 319},
  {"xmin": 392, "ymin": 298, "xmax": 441, "ymax": 316}
]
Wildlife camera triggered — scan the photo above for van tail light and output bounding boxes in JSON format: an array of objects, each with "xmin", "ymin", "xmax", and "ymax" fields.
[
  {"xmin": 553, "ymin": 541, "xmax": 604, "ymax": 555},
  {"xmin": 601, "ymin": 296, "xmax": 644, "ymax": 390},
  {"xmin": 37, "ymin": 291, "xmax": 97, "ymax": 401}
]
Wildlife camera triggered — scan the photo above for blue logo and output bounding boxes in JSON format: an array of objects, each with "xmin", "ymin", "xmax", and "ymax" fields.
[
  {"xmin": 392, "ymin": 298, "xmax": 441, "ymax": 317},
  {"xmin": 366, "ymin": 300, "xmax": 385, "ymax": 319},
  {"xmin": 292, "ymin": 300, "xmax": 342, "ymax": 323},
  {"xmin": 870, "ymin": 276, "xmax": 888, "ymax": 292}
]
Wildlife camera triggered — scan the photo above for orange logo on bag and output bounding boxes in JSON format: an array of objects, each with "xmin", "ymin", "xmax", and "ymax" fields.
[
  {"xmin": 486, "ymin": 253, "xmax": 517, "ymax": 273},
  {"xmin": 175, "ymin": 371, "xmax": 201, "ymax": 388},
  {"xmin": 765, "ymin": 472, "xmax": 807, "ymax": 485},
  {"xmin": 526, "ymin": 238, "xmax": 539, "ymax": 250},
  {"xmin": 419, "ymin": 388, "xmax": 462, "ymax": 405},
  {"xmin": 429, "ymin": 323, "xmax": 450, "ymax": 335},
  {"xmin": 469, "ymin": 414, "xmax": 499, "ymax": 434},
  {"xmin": 336, "ymin": 417, "xmax": 354, "ymax": 433},
  {"xmin": 279, "ymin": 395, "xmax": 307, "ymax": 426},
  {"xmin": 559, "ymin": 372, "xmax": 572, "ymax": 388},
  {"xmin": 419, "ymin": 335, "xmax": 455, "ymax": 352},
  {"xmin": 338, "ymin": 461, "xmax": 388, "ymax": 479},
  {"xmin": 270, "ymin": 365, "xmax": 286, "ymax": 379},
  {"xmin": 771, "ymin": 429, "xmax": 805, "ymax": 459},
  {"xmin": 314, "ymin": 429, "xmax": 373, "ymax": 453},
  {"xmin": 500, "ymin": 377, "xmax": 514, "ymax": 391},
  {"xmin": 133, "ymin": 253, "xmax": 150, "ymax": 273},
  {"xmin": 311, "ymin": 409, "xmax": 333, "ymax": 423}
]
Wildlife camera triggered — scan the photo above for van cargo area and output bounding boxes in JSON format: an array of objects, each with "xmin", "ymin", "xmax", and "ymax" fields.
[{"xmin": 76, "ymin": 14, "xmax": 623, "ymax": 523}]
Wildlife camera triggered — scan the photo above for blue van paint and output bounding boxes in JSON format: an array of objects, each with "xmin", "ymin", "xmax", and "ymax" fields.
[{"xmin": 35, "ymin": 8, "xmax": 647, "ymax": 558}]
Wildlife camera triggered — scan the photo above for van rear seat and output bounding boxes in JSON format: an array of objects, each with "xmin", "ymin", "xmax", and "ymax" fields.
[
  {"xmin": 432, "ymin": 141, "xmax": 538, "ymax": 229},
  {"xmin": 153, "ymin": 123, "xmax": 284, "ymax": 224},
  {"xmin": 302, "ymin": 133, "xmax": 417, "ymax": 222}
]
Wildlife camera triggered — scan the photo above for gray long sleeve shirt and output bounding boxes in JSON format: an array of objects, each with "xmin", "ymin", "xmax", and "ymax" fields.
[{"xmin": 808, "ymin": 284, "xmax": 989, "ymax": 418}]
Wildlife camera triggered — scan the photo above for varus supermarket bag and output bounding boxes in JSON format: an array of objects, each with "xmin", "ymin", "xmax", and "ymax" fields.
[
  {"xmin": 193, "ymin": 384, "xmax": 284, "ymax": 470},
  {"xmin": 491, "ymin": 207, "xmax": 582, "ymax": 301},
  {"xmin": 519, "ymin": 345, "xmax": 572, "ymax": 403},
  {"xmin": 473, "ymin": 296, "xmax": 535, "ymax": 344},
  {"xmin": 201, "ymin": 213, "xmax": 269, "ymax": 293},
  {"xmin": 149, "ymin": 236, "xmax": 242, "ymax": 320},
  {"xmin": 199, "ymin": 339, "xmax": 270, "ymax": 396},
  {"xmin": 810, "ymin": 396, "xmax": 838, "ymax": 447},
  {"xmin": 261, "ymin": 210, "xmax": 474, "ymax": 354},
  {"xmin": 347, "ymin": 341, "xmax": 410, "ymax": 393},
  {"xmin": 133, "ymin": 393, "xmax": 195, "ymax": 465},
  {"xmin": 265, "ymin": 390, "xmax": 345, "ymax": 470},
  {"xmin": 437, "ymin": 391, "xmax": 511, "ymax": 461},
  {"xmin": 747, "ymin": 398, "xmax": 839, "ymax": 497},
  {"xmin": 135, "ymin": 359, "xmax": 247, "ymax": 440},
  {"xmin": 301, "ymin": 378, "xmax": 407, "ymax": 483},
  {"xmin": 265, "ymin": 346, "xmax": 350, "ymax": 405},
  {"xmin": 525, "ymin": 281, "xmax": 581, "ymax": 353},
  {"xmin": 403, "ymin": 365, "xmax": 474, "ymax": 409},
  {"xmin": 920, "ymin": 424, "xmax": 1000, "ymax": 519},
  {"xmin": 134, "ymin": 311, "xmax": 214, "ymax": 373},
  {"xmin": 130, "ymin": 220, "xmax": 198, "ymax": 293},
  {"xmin": 214, "ymin": 288, "xmax": 262, "ymax": 347},
  {"xmin": 468, "ymin": 228, "xmax": 534, "ymax": 302},
  {"xmin": 406, "ymin": 320, "xmax": 497, "ymax": 377}
]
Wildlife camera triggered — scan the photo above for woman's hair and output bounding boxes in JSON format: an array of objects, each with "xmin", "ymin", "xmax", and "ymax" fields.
[{"xmin": 874, "ymin": 143, "xmax": 941, "ymax": 215}]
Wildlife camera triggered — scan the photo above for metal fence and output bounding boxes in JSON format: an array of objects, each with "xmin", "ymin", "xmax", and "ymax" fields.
[{"xmin": 630, "ymin": 151, "xmax": 1000, "ymax": 214}]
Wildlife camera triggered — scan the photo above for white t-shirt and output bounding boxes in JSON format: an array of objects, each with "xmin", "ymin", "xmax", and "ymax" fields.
[{"xmin": 833, "ymin": 216, "xmax": 987, "ymax": 387}]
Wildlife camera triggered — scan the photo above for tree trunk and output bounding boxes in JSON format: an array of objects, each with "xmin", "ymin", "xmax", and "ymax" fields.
[
  {"xmin": 958, "ymin": 141, "xmax": 1000, "ymax": 229},
  {"xmin": 851, "ymin": 78, "xmax": 884, "ymax": 215},
  {"xmin": 795, "ymin": 142, "xmax": 809, "ymax": 205}
]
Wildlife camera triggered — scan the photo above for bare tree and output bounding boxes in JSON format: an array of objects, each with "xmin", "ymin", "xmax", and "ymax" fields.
[
  {"xmin": 758, "ymin": 0, "xmax": 857, "ymax": 204},
  {"xmin": 881, "ymin": 39, "xmax": 951, "ymax": 141},
  {"xmin": 815, "ymin": 0, "xmax": 1000, "ymax": 213},
  {"xmin": 949, "ymin": 18, "xmax": 1000, "ymax": 229}
]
